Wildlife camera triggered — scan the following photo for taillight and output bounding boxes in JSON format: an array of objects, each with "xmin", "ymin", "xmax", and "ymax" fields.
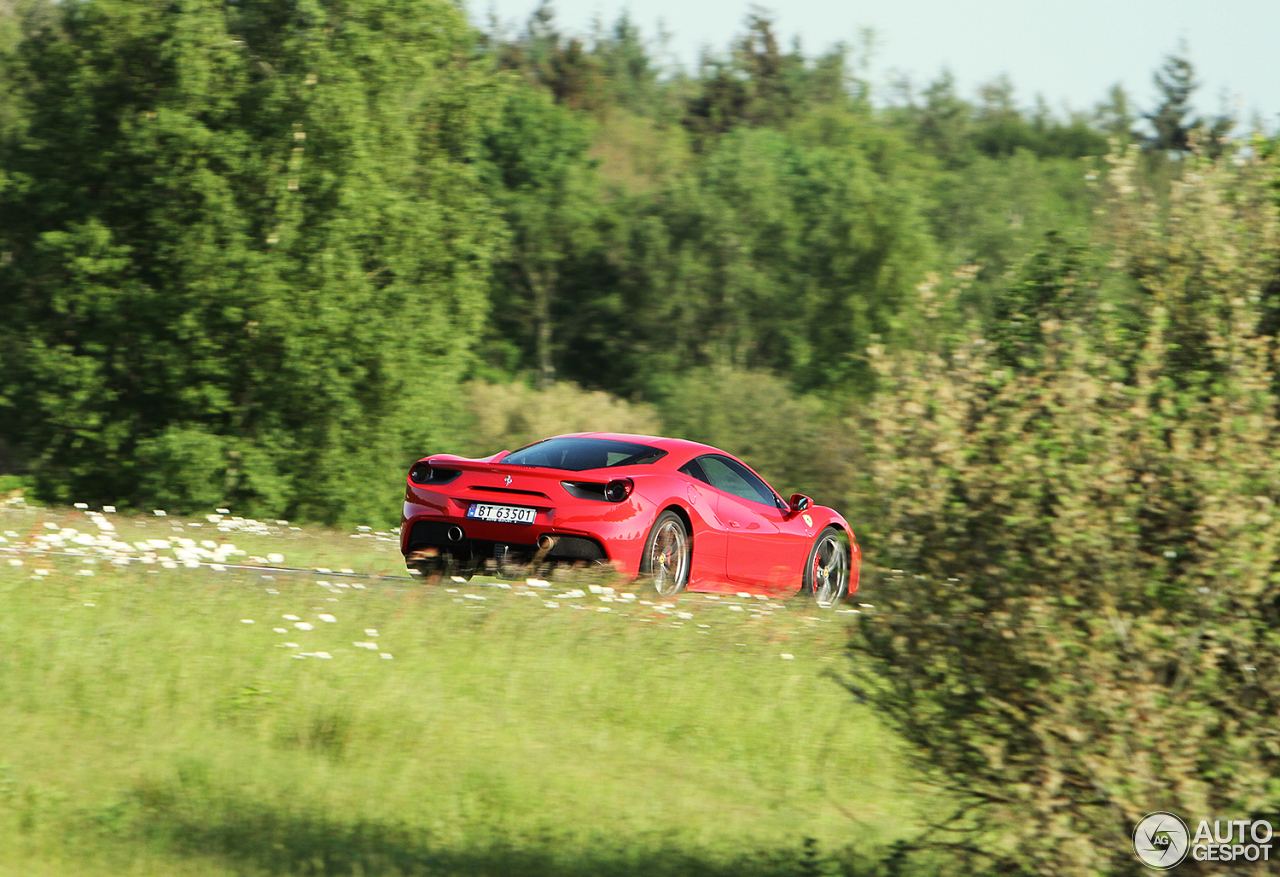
[
  {"xmin": 604, "ymin": 478, "xmax": 633, "ymax": 502},
  {"xmin": 408, "ymin": 461, "xmax": 459, "ymax": 485}
]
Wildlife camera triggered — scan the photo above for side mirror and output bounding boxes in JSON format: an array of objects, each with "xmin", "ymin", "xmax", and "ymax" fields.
[{"xmin": 789, "ymin": 494, "xmax": 812, "ymax": 513}]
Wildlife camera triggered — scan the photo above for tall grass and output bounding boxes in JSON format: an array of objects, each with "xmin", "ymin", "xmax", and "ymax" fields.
[{"xmin": 0, "ymin": 507, "xmax": 923, "ymax": 877}]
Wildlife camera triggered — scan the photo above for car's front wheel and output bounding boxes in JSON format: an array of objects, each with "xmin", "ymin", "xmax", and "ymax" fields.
[
  {"xmin": 641, "ymin": 510, "xmax": 690, "ymax": 596},
  {"xmin": 803, "ymin": 528, "xmax": 849, "ymax": 608}
]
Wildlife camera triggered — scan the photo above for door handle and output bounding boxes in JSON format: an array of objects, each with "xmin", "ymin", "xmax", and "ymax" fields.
[{"xmin": 728, "ymin": 521, "xmax": 741, "ymax": 528}]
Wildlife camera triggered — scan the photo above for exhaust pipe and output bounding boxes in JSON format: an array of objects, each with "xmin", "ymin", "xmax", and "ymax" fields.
[
  {"xmin": 537, "ymin": 534, "xmax": 557, "ymax": 551},
  {"xmin": 446, "ymin": 525, "xmax": 465, "ymax": 543}
]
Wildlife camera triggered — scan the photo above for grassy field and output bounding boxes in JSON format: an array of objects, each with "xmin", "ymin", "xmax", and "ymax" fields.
[{"xmin": 0, "ymin": 502, "xmax": 925, "ymax": 877}]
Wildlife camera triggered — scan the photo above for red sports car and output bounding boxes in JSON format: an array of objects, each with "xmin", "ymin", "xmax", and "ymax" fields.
[{"xmin": 400, "ymin": 433, "xmax": 859, "ymax": 605}]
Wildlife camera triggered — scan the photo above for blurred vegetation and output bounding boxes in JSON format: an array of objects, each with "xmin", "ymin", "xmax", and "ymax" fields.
[
  {"xmin": 462, "ymin": 378, "xmax": 660, "ymax": 455},
  {"xmin": 855, "ymin": 149, "xmax": 1280, "ymax": 874},
  {"xmin": 1, "ymin": 0, "xmax": 1279, "ymax": 871}
]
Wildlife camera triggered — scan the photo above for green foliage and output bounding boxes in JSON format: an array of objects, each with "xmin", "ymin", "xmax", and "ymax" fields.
[
  {"xmin": 0, "ymin": 0, "xmax": 502, "ymax": 524},
  {"xmin": 654, "ymin": 367, "xmax": 861, "ymax": 513},
  {"xmin": 682, "ymin": 13, "xmax": 864, "ymax": 141},
  {"xmin": 853, "ymin": 149, "xmax": 1280, "ymax": 874},
  {"xmin": 462, "ymin": 378, "xmax": 661, "ymax": 456},
  {"xmin": 478, "ymin": 82, "xmax": 598, "ymax": 386},
  {"xmin": 1144, "ymin": 46, "xmax": 1233, "ymax": 158},
  {"xmin": 989, "ymin": 230, "xmax": 1094, "ymax": 370},
  {"xmin": 887, "ymin": 72, "xmax": 1108, "ymax": 169},
  {"xmin": 552, "ymin": 117, "xmax": 931, "ymax": 397}
]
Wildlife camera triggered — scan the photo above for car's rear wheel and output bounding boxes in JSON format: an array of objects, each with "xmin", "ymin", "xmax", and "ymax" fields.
[
  {"xmin": 641, "ymin": 510, "xmax": 690, "ymax": 596},
  {"xmin": 410, "ymin": 548, "xmax": 475, "ymax": 585},
  {"xmin": 804, "ymin": 528, "xmax": 849, "ymax": 608}
]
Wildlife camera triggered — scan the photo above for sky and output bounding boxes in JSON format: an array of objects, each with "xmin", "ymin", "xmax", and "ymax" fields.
[{"xmin": 468, "ymin": 0, "xmax": 1280, "ymax": 131}]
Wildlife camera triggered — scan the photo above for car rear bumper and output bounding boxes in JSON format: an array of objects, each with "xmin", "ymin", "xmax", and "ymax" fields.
[{"xmin": 400, "ymin": 495, "xmax": 649, "ymax": 577}]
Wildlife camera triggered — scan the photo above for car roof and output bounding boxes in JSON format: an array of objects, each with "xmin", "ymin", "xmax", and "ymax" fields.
[{"xmin": 552, "ymin": 432, "xmax": 725, "ymax": 465}]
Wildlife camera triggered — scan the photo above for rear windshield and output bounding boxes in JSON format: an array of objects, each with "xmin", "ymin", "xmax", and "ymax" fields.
[{"xmin": 503, "ymin": 437, "xmax": 666, "ymax": 471}]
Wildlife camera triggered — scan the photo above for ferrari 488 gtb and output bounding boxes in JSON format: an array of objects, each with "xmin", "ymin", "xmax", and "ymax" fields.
[{"xmin": 400, "ymin": 433, "xmax": 859, "ymax": 606}]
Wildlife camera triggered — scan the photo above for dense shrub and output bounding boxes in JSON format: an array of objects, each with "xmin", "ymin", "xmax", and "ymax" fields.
[
  {"xmin": 461, "ymin": 379, "xmax": 661, "ymax": 457},
  {"xmin": 851, "ymin": 147, "xmax": 1280, "ymax": 875},
  {"xmin": 654, "ymin": 367, "xmax": 863, "ymax": 514}
]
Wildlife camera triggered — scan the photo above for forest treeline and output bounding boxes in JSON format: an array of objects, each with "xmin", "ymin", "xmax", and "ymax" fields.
[
  {"xmin": 0, "ymin": 0, "xmax": 1252, "ymax": 525},
  {"xmin": 4, "ymin": 2, "xmax": 1280, "ymax": 872}
]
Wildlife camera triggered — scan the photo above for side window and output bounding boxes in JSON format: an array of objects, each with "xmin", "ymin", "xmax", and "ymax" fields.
[
  {"xmin": 679, "ymin": 459, "xmax": 711, "ymax": 485},
  {"xmin": 697, "ymin": 455, "xmax": 777, "ymax": 507}
]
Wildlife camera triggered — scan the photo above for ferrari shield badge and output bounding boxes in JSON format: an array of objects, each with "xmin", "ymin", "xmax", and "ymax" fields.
[{"xmin": 802, "ymin": 514, "xmax": 812, "ymax": 527}]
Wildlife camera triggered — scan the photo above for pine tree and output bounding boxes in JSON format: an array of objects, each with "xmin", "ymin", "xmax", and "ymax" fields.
[{"xmin": 1145, "ymin": 47, "xmax": 1197, "ymax": 152}]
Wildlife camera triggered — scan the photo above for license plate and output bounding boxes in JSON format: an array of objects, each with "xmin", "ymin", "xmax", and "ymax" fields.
[{"xmin": 466, "ymin": 503, "xmax": 537, "ymax": 525}]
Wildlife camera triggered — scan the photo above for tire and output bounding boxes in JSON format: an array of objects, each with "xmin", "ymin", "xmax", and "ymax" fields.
[
  {"xmin": 411, "ymin": 547, "xmax": 475, "ymax": 584},
  {"xmin": 803, "ymin": 528, "xmax": 849, "ymax": 608},
  {"xmin": 641, "ymin": 510, "xmax": 691, "ymax": 597}
]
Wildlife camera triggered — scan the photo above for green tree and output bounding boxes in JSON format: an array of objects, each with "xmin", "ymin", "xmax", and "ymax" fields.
[
  {"xmin": 478, "ymin": 83, "xmax": 599, "ymax": 387},
  {"xmin": 682, "ymin": 11, "xmax": 866, "ymax": 143},
  {"xmin": 1095, "ymin": 82, "xmax": 1137, "ymax": 146},
  {"xmin": 1146, "ymin": 48, "xmax": 1197, "ymax": 152},
  {"xmin": 0, "ymin": 0, "xmax": 502, "ymax": 523},
  {"xmin": 1144, "ymin": 46, "xmax": 1233, "ymax": 157},
  {"xmin": 561, "ymin": 118, "xmax": 931, "ymax": 397}
]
